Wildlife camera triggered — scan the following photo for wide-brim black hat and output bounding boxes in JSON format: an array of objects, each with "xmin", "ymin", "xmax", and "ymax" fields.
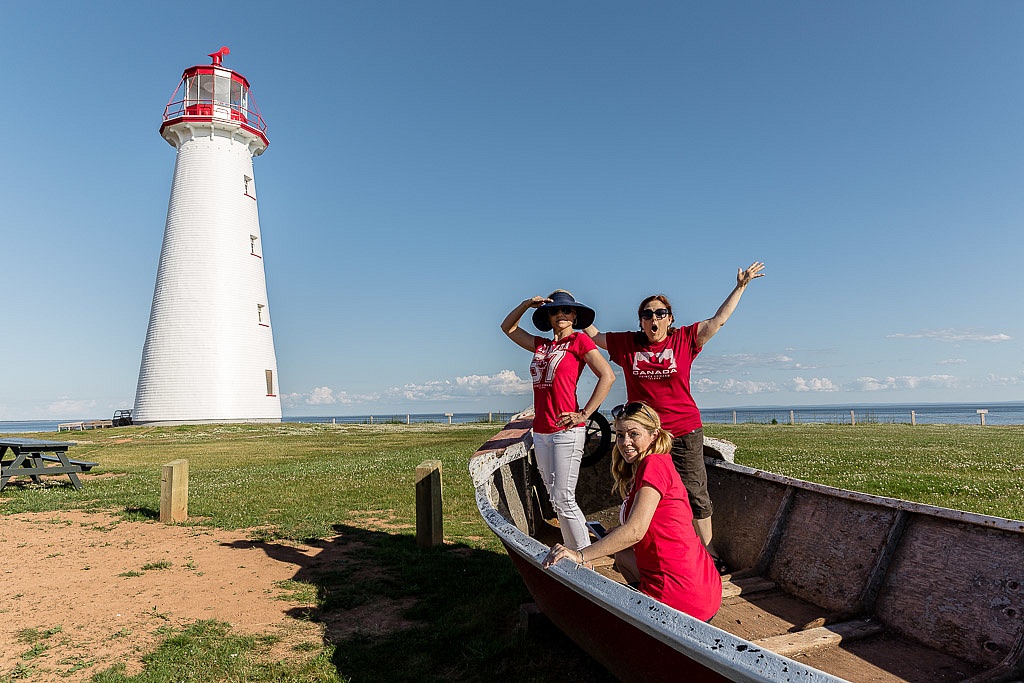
[{"xmin": 532, "ymin": 291, "xmax": 596, "ymax": 332}]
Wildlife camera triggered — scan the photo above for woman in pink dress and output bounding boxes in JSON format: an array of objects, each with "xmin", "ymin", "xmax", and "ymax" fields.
[{"xmin": 542, "ymin": 401, "xmax": 722, "ymax": 621}]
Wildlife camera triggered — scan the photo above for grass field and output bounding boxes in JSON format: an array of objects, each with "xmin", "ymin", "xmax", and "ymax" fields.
[{"xmin": 1, "ymin": 421, "xmax": 1022, "ymax": 682}]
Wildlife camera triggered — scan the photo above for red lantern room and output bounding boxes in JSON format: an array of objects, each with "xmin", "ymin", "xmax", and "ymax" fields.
[{"xmin": 160, "ymin": 46, "xmax": 269, "ymax": 152}]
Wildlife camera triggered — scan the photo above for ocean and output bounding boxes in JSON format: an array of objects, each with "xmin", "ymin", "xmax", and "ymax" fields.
[{"xmin": 3, "ymin": 402, "xmax": 1024, "ymax": 434}]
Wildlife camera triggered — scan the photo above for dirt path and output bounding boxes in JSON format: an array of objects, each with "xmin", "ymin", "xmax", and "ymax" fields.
[{"xmin": 0, "ymin": 510, "xmax": 329, "ymax": 681}]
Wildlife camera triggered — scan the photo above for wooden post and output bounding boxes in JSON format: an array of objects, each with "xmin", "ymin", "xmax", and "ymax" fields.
[
  {"xmin": 850, "ymin": 410, "xmax": 856, "ymax": 426},
  {"xmin": 790, "ymin": 410, "xmax": 795, "ymax": 426},
  {"xmin": 732, "ymin": 411, "xmax": 737, "ymax": 425},
  {"xmin": 369, "ymin": 415, "xmax": 373, "ymax": 424},
  {"xmin": 406, "ymin": 414, "xmax": 411, "ymax": 424},
  {"xmin": 977, "ymin": 409, "xmax": 988, "ymax": 426},
  {"xmin": 160, "ymin": 459, "xmax": 189, "ymax": 524},
  {"xmin": 416, "ymin": 460, "xmax": 443, "ymax": 548},
  {"xmin": 911, "ymin": 410, "xmax": 916, "ymax": 426},
  {"xmin": 489, "ymin": 411, "xmax": 493, "ymax": 423}
]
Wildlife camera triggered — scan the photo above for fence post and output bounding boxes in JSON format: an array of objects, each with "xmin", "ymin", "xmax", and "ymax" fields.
[
  {"xmin": 790, "ymin": 410, "xmax": 795, "ymax": 426},
  {"xmin": 911, "ymin": 410, "xmax": 916, "ymax": 426},
  {"xmin": 732, "ymin": 411, "xmax": 737, "ymax": 425},
  {"xmin": 416, "ymin": 460, "xmax": 443, "ymax": 548},
  {"xmin": 850, "ymin": 410, "xmax": 856, "ymax": 426},
  {"xmin": 160, "ymin": 459, "xmax": 189, "ymax": 524}
]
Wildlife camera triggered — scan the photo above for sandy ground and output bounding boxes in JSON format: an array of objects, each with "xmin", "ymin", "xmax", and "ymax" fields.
[{"xmin": 0, "ymin": 508, "xmax": 344, "ymax": 681}]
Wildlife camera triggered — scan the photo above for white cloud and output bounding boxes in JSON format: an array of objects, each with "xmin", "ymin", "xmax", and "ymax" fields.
[
  {"xmin": 454, "ymin": 369, "xmax": 532, "ymax": 396},
  {"xmin": 937, "ymin": 358, "xmax": 967, "ymax": 365},
  {"xmin": 985, "ymin": 373, "xmax": 1023, "ymax": 386},
  {"xmin": 850, "ymin": 375, "xmax": 959, "ymax": 391},
  {"xmin": 387, "ymin": 370, "xmax": 531, "ymax": 401},
  {"xmin": 887, "ymin": 329, "xmax": 1011, "ymax": 343},
  {"xmin": 789, "ymin": 377, "xmax": 838, "ymax": 392},
  {"xmin": 282, "ymin": 387, "xmax": 380, "ymax": 407},
  {"xmin": 694, "ymin": 378, "xmax": 777, "ymax": 394},
  {"xmin": 308, "ymin": 387, "xmax": 339, "ymax": 404},
  {"xmin": 387, "ymin": 379, "xmax": 461, "ymax": 401},
  {"xmin": 44, "ymin": 399, "xmax": 97, "ymax": 418},
  {"xmin": 284, "ymin": 370, "xmax": 532, "ymax": 407}
]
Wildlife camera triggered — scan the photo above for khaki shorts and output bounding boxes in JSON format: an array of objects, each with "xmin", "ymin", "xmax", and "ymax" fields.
[{"xmin": 670, "ymin": 428, "xmax": 713, "ymax": 519}]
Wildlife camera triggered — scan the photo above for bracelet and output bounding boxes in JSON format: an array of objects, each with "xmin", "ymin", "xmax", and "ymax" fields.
[{"xmin": 577, "ymin": 549, "xmax": 585, "ymax": 564}]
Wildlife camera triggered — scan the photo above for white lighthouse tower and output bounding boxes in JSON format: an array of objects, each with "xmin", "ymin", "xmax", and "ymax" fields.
[{"xmin": 134, "ymin": 47, "xmax": 281, "ymax": 425}]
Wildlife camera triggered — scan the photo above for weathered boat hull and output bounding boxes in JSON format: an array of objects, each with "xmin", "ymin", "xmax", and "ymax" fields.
[
  {"xmin": 470, "ymin": 413, "xmax": 1024, "ymax": 682},
  {"xmin": 471, "ymin": 415, "xmax": 844, "ymax": 682}
]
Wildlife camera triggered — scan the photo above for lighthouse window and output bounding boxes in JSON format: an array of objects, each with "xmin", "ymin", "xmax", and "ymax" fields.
[
  {"xmin": 214, "ymin": 74, "xmax": 231, "ymax": 106},
  {"xmin": 185, "ymin": 73, "xmax": 215, "ymax": 115},
  {"xmin": 250, "ymin": 234, "xmax": 261, "ymax": 257},
  {"xmin": 266, "ymin": 370, "xmax": 275, "ymax": 397},
  {"xmin": 257, "ymin": 303, "xmax": 267, "ymax": 325},
  {"xmin": 186, "ymin": 75, "xmax": 201, "ymax": 105},
  {"xmin": 231, "ymin": 80, "xmax": 246, "ymax": 113},
  {"xmin": 244, "ymin": 175, "xmax": 255, "ymax": 200},
  {"xmin": 198, "ymin": 74, "xmax": 214, "ymax": 102}
]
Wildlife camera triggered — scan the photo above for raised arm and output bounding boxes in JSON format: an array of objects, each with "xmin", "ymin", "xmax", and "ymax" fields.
[
  {"xmin": 583, "ymin": 324, "xmax": 608, "ymax": 350},
  {"xmin": 696, "ymin": 261, "xmax": 765, "ymax": 347},
  {"xmin": 501, "ymin": 296, "xmax": 549, "ymax": 352},
  {"xmin": 542, "ymin": 484, "xmax": 661, "ymax": 567}
]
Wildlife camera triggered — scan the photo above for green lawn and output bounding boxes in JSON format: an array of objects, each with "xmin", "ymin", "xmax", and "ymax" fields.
[{"xmin": 1, "ymin": 421, "xmax": 1022, "ymax": 682}]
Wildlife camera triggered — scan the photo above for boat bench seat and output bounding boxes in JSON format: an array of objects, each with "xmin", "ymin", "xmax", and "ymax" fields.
[{"xmin": 752, "ymin": 618, "xmax": 884, "ymax": 657}]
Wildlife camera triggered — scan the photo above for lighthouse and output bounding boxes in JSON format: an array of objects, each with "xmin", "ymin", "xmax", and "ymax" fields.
[{"xmin": 134, "ymin": 47, "xmax": 281, "ymax": 425}]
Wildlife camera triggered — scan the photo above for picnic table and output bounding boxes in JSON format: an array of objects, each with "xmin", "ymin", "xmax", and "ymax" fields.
[{"xmin": 0, "ymin": 438, "xmax": 98, "ymax": 491}]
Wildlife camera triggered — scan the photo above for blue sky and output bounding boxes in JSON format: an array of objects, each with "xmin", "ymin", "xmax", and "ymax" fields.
[{"xmin": 2, "ymin": 2, "xmax": 1023, "ymax": 420}]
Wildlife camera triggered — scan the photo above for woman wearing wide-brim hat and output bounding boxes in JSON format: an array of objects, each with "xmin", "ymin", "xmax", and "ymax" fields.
[{"xmin": 501, "ymin": 290, "xmax": 615, "ymax": 552}]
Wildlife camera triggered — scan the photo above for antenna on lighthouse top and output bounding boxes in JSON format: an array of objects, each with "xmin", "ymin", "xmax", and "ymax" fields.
[{"xmin": 208, "ymin": 46, "xmax": 230, "ymax": 66}]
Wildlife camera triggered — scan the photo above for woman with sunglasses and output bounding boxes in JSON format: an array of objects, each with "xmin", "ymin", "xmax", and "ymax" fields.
[
  {"xmin": 542, "ymin": 401, "xmax": 722, "ymax": 621},
  {"xmin": 585, "ymin": 262, "xmax": 765, "ymax": 568},
  {"xmin": 501, "ymin": 290, "xmax": 615, "ymax": 552}
]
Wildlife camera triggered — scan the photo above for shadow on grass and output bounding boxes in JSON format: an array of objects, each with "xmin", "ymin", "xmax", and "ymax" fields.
[
  {"xmin": 225, "ymin": 524, "xmax": 616, "ymax": 682},
  {"xmin": 122, "ymin": 505, "xmax": 160, "ymax": 521}
]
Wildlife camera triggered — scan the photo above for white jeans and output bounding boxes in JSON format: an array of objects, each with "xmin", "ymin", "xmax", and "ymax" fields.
[{"xmin": 533, "ymin": 426, "xmax": 591, "ymax": 551}]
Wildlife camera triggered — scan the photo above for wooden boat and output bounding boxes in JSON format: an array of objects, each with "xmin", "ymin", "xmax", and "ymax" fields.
[{"xmin": 470, "ymin": 411, "xmax": 1024, "ymax": 682}]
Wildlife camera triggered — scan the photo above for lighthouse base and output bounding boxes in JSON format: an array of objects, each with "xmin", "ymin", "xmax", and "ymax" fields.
[{"xmin": 132, "ymin": 418, "xmax": 282, "ymax": 427}]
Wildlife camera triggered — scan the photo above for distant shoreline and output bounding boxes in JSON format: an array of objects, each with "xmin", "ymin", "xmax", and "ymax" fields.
[{"xmin": 4, "ymin": 401, "xmax": 1024, "ymax": 433}]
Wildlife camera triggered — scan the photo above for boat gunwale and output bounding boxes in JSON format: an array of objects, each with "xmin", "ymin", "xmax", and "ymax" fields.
[{"xmin": 707, "ymin": 458, "xmax": 1024, "ymax": 533}]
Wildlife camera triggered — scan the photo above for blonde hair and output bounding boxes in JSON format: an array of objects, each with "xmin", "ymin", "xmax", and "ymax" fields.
[{"xmin": 609, "ymin": 402, "xmax": 674, "ymax": 499}]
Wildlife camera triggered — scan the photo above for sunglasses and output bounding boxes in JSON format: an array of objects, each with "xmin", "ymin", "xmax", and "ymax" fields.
[
  {"xmin": 639, "ymin": 308, "xmax": 671, "ymax": 321},
  {"xmin": 611, "ymin": 402, "xmax": 658, "ymax": 424},
  {"xmin": 547, "ymin": 306, "xmax": 576, "ymax": 316}
]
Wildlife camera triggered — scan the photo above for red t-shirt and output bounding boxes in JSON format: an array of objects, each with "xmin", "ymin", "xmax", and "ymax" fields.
[
  {"xmin": 605, "ymin": 323, "xmax": 703, "ymax": 436},
  {"xmin": 530, "ymin": 332, "xmax": 597, "ymax": 434},
  {"xmin": 623, "ymin": 453, "xmax": 722, "ymax": 621}
]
